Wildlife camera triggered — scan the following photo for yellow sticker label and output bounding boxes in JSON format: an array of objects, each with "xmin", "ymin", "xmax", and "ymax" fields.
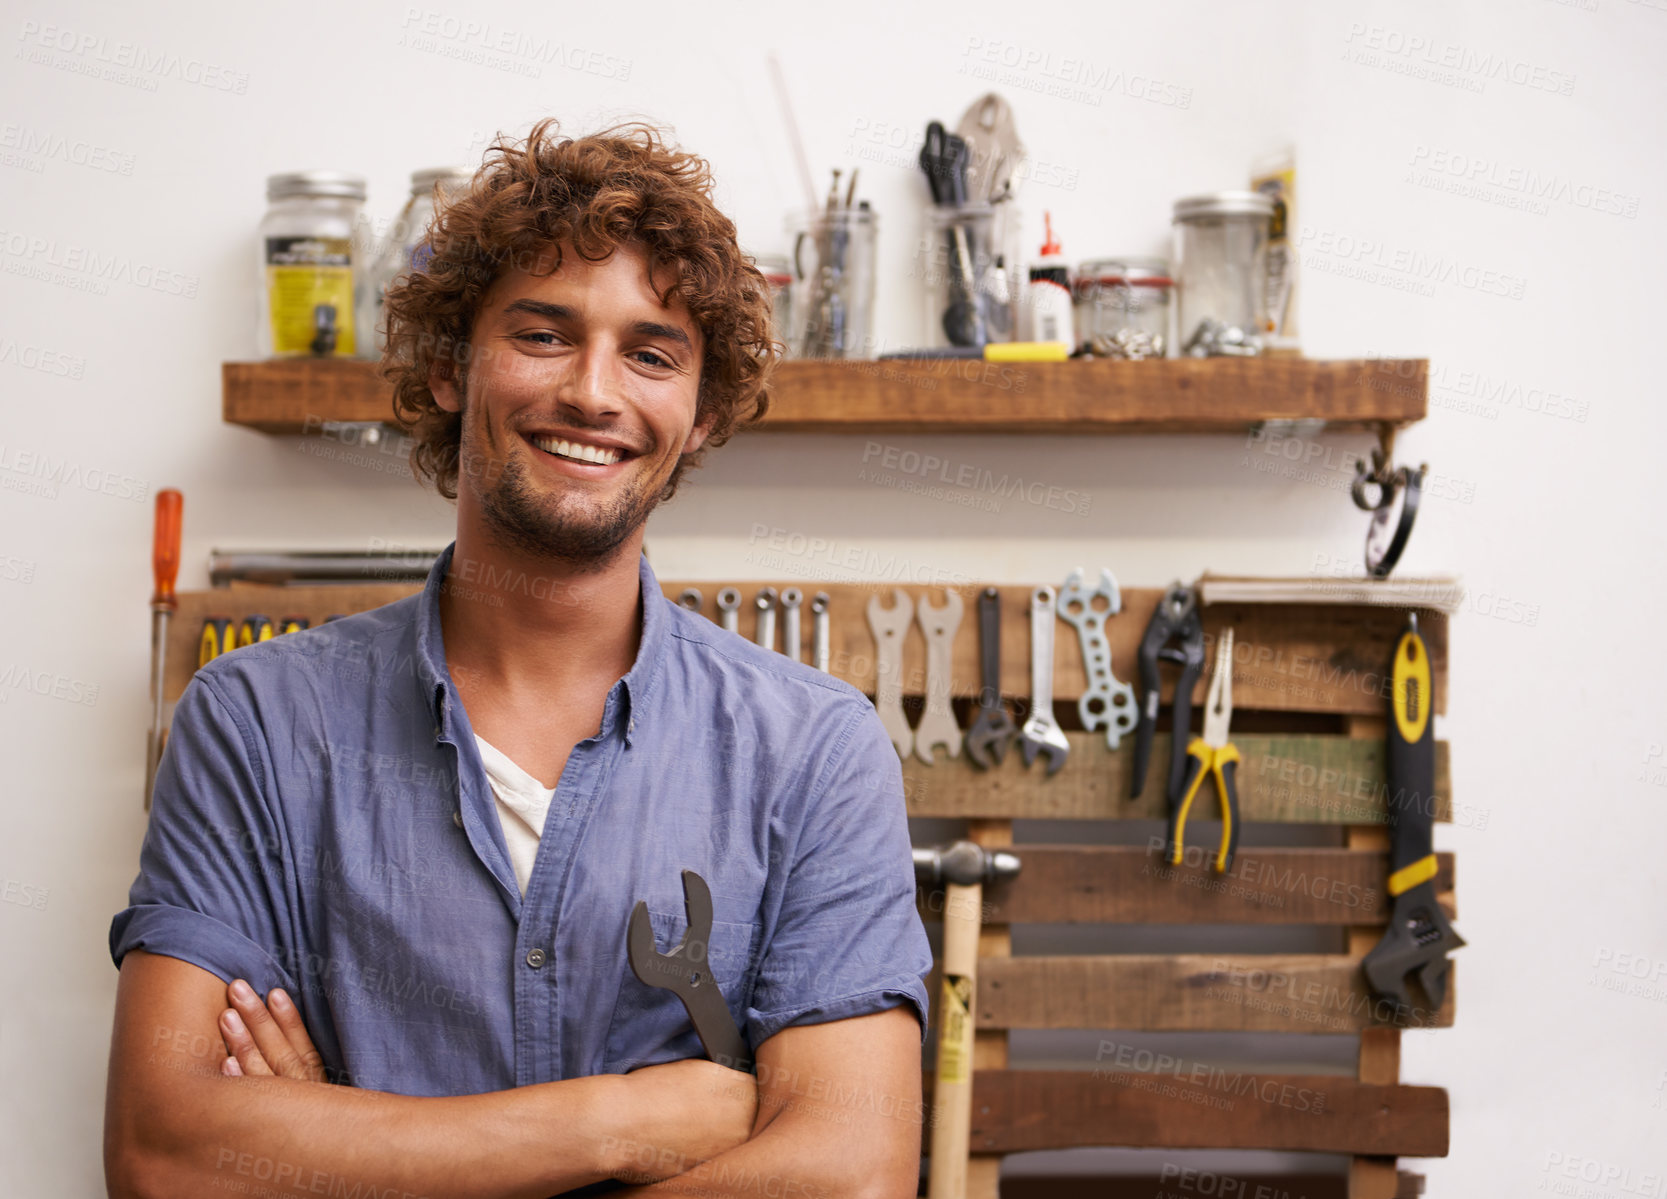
[
  {"xmin": 936, "ymin": 974, "xmax": 972, "ymax": 1085},
  {"xmin": 265, "ymin": 236, "xmax": 356, "ymax": 355},
  {"xmin": 1392, "ymin": 630, "xmax": 1431, "ymax": 745}
]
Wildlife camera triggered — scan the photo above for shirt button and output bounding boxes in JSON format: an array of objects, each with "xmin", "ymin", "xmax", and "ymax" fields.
[
  {"xmin": 525, "ymin": 948, "xmax": 547, "ymax": 969},
  {"xmin": 452, "ymin": 809, "xmax": 463, "ymax": 829}
]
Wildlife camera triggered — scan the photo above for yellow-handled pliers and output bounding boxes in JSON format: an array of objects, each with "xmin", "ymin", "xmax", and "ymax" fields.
[{"xmin": 1165, "ymin": 627, "xmax": 1241, "ymax": 873}]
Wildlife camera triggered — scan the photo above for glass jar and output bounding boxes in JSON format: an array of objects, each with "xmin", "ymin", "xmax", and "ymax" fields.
[
  {"xmin": 917, "ymin": 204, "xmax": 1014, "ymax": 349},
  {"xmin": 257, "ymin": 172, "xmax": 368, "ymax": 358},
  {"xmin": 356, "ymin": 167, "xmax": 475, "ymax": 358},
  {"xmin": 751, "ymin": 253, "xmax": 793, "ymax": 355},
  {"xmin": 1172, "ymin": 191, "xmax": 1274, "ymax": 357},
  {"xmin": 787, "ymin": 206, "xmax": 878, "ymax": 359},
  {"xmin": 1074, "ymin": 258, "xmax": 1173, "ymax": 359}
]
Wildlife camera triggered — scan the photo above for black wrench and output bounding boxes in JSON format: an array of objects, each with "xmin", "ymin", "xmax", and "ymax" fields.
[
  {"xmin": 626, "ymin": 869, "xmax": 754, "ymax": 1072},
  {"xmin": 964, "ymin": 587, "xmax": 1018, "ymax": 768}
]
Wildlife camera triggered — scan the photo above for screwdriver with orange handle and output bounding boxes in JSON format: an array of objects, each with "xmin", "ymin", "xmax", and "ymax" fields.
[{"xmin": 144, "ymin": 489, "xmax": 183, "ymax": 812}]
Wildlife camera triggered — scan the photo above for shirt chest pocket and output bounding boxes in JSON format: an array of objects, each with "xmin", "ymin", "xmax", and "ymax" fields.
[{"xmin": 603, "ymin": 907, "xmax": 763, "ymax": 1074}]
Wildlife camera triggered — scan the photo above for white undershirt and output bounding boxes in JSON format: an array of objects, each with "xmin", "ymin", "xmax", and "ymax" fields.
[{"xmin": 473, "ymin": 734, "xmax": 557, "ymax": 897}]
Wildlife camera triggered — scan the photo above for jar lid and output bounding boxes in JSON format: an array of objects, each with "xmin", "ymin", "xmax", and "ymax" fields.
[
  {"xmin": 267, "ymin": 171, "xmax": 366, "ymax": 201},
  {"xmin": 410, "ymin": 166, "xmax": 475, "ymax": 195},
  {"xmin": 1077, "ymin": 257, "xmax": 1173, "ymax": 287},
  {"xmin": 1172, "ymin": 191, "xmax": 1275, "ymax": 221}
]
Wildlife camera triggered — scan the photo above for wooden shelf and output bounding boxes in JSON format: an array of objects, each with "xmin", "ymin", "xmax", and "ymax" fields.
[{"xmin": 222, "ymin": 357, "xmax": 1427, "ymax": 436}]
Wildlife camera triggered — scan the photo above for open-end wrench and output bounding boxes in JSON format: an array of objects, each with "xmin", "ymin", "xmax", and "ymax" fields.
[
  {"xmin": 1361, "ymin": 616, "xmax": 1463, "ymax": 1015},
  {"xmin": 1057, "ymin": 567, "xmax": 1138, "ymax": 751},
  {"xmin": 754, "ymin": 587, "xmax": 777, "ymax": 651},
  {"xmin": 866, "ymin": 587, "xmax": 914, "ymax": 759},
  {"xmin": 626, "ymin": 868, "xmax": 753, "ymax": 1073},
  {"xmin": 677, "ymin": 587, "xmax": 703, "ymax": 614},
  {"xmin": 964, "ymin": 587, "xmax": 1018, "ymax": 769},
  {"xmin": 780, "ymin": 587, "xmax": 803, "ymax": 661},
  {"xmin": 716, "ymin": 587, "xmax": 741, "ymax": 634},
  {"xmin": 914, "ymin": 588, "xmax": 963, "ymax": 765},
  {"xmin": 811, "ymin": 592, "xmax": 831, "ymax": 672},
  {"xmin": 1018, "ymin": 586, "xmax": 1069, "ymax": 776}
]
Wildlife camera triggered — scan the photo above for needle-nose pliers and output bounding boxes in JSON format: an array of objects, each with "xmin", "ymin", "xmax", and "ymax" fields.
[{"xmin": 1165, "ymin": 628, "xmax": 1242, "ymax": 874}]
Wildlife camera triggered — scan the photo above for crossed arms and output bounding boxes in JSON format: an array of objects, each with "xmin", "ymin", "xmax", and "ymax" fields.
[{"xmin": 104, "ymin": 950, "xmax": 922, "ymax": 1198}]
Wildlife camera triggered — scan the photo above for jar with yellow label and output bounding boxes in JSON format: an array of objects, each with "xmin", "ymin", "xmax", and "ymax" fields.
[{"xmin": 257, "ymin": 172, "xmax": 367, "ymax": 358}]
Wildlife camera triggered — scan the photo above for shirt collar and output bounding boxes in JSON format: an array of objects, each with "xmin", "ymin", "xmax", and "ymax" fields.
[{"xmin": 416, "ymin": 541, "xmax": 667, "ymax": 747}]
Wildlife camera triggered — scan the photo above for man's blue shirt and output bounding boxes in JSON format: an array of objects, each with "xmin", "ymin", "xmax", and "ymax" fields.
[{"xmin": 110, "ymin": 543, "xmax": 932, "ymax": 1095}]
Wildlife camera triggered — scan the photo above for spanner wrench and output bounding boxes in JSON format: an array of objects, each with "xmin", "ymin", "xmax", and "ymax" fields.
[
  {"xmin": 1057, "ymin": 567, "xmax": 1137, "ymax": 750},
  {"xmin": 810, "ymin": 591, "xmax": 831, "ymax": 672},
  {"xmin": 913, "ymin": 588, "xmax": 963, "ymax": 764},
  {"xmin": 866, "ymin": 587, "xmax": 914, "ymax": 759},
  {"xmin": 626, "ymin": 868, "xmax": 753, "ymax": 1072},
  {"xmin": 716, "ymin": 587, "xmax": 741, "ymax": 634},
  {"xmin": 780, "ymin": 587, "xmax": 803, "ymax": 661},
  {"xmin": 676, "ymin": 587, "xmax": 703, "ymax": 614},
  {"xmin": 1018, "ymin": 586, "xmax": 1069, "ymax": 775},
  {"xmin": 964, "ymin": 587, "xmax": 1018, "ymax": 769},
  {"xmin": 754, "ymin": 586, "xmax": 777, "ymax": 651}
]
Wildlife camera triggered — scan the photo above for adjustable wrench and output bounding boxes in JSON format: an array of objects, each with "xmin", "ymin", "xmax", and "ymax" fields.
[
  {"xmin": 1361, "ymin": 616, "xmax": 1463, "ymax": 1014},
  {"xmin": 866, "ymin": 587, "xmax": 914, "ymax": 759},
  {"xmin": 780, "ymin": 587, "xmax": 803, "ymax": 661},
  {"xmin": 914, "ymin": 588, "xmax": 963, "ymax": 765},
  {"xmin": 1018, "ymin": 586, "xmax": 1069, "ymax": 775},
  {"xmin": 716, "ymin": 587, "xmax": 741, "ymax": 634},
  {"xmin": 626, "ymin": 868, "xmax": 753, "ymax": 1072},
  {"xmin": 964, "ymin": 587, "xmax": 1018, "ymax": 769},
  {"xmin": 676, "ymin": 587, "xmax": 703, "ymax": 614},
  {"xmin": 811, "ymin": 591, "xmax": 831, "ymax": 672},
  {"xmin": 1057, "ymin": 567, "xmax": 1137, "ymax": 750},
  {"xmin": 753, "ymin": 586, "xmax": 777, "ymax": 651}
]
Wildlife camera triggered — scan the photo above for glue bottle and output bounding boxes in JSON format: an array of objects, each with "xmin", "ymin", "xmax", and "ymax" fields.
[{"xmin": 1025, "ymin": 212, "xmax": 1072, "ymax": 346}]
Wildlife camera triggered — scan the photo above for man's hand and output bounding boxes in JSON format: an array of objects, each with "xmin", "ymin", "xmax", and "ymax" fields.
[
  {"xmin": 217, "ymin": 977, "xmax": 331, "ymax": 1083},
  {"xmin": 604, "ymin": 1058, "xmax": 759, "ymax": 1183}
]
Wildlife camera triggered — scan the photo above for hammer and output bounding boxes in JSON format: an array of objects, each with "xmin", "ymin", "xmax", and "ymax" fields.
[{"xmin": 913, "ymin": 841, "xmax": 1020, "ymax": 1199}]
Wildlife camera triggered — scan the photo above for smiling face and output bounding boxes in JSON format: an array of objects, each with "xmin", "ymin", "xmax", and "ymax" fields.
[{"xmin": 429, "ymin": 241, "xmax": 709, "ymax": 567}]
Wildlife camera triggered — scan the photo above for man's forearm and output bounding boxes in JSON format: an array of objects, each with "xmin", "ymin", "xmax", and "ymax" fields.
[
  {"xmin": 610, "ymin": 1101, "xmax": 908, "ymax": 1199},
  {"xmin": 111, "ymin": 1042, "xmax": 621, "ymax": 1198}
]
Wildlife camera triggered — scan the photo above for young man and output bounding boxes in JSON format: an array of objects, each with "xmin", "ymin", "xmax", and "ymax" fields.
[{"xmin": 105, "ymin": 120, "xmax": 932, "ymax": 1198}]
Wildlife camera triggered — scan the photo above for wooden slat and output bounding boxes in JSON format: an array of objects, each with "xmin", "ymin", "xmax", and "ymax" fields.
[
  {"xmin": 165, "ymin": 583, "xmax": 1449, "ymax": 720},
  {"xmin": 223, "ymin": 359, "xmax": 391, "ymax": 432},
  {"xmin": 955, "ymin": 1069, "xmax": 1448, "ymax": 1157},
  {"xmin": 916, "ymin": 846, "xmax": 1455, "ymax": 925},
  {"xmin": 164, "ymin": 583, "xmax": 417, "ymax": 700},
  {"xmin": 903, "ymin": 733, "xmax": 1451, "ymax": 825},
  {"xmin": 222, "ymin": 357, "xmax": 1429, "ymax": 436},
  {"xmin": 975, "ymin": 955, "xmax": 1456, "ymax": 1032}
]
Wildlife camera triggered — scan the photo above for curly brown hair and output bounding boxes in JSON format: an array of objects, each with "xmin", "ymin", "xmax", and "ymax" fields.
[{"xmin": 381, "ymin": 117, "xmax": 778, "ymax": 502}]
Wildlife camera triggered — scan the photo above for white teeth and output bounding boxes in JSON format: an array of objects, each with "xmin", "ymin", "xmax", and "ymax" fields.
[{"xmin": 530, "ymin": 435, "xmax": 621, "ymax": 465}]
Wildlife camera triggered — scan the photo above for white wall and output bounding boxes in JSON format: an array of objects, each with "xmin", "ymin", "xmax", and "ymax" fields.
[{"xmin": 3, "ymin": 0, "xmax": 1661, "ymax": 1192}]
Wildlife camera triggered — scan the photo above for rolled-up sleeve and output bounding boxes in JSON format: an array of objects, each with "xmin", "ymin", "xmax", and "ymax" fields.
[
  {"xmin": 746, "ymin": 702, "xmax": 934, "ymax": 1048},
  {"xmin": 109, "ymin": 672, "xmax": 298, "ymax": 997}
]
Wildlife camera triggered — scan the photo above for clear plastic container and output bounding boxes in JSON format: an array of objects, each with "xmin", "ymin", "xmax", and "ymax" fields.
[
  {"xmin": 257, "ymin": 172, "xmax": 367, "ymax": 358},
  {"xmin": 787, "ymin": 206, "xmax": 878, "ymax": 359},
  {"xmin": 1172, "ymin": 191, "xmax": 1274, "ymax": 357},
  {"xmin": 356, "ymin": 167, "xmax": 474, "ymax": 358},
  {"xmin": 1074, "ymin": 257, "xmax": 1174, "ymax": 359},
  {"xmin": 917, "ymin": 204, "xmax": 1014, "ymax": 349}
]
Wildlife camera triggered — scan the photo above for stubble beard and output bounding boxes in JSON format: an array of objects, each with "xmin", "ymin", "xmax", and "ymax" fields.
[{"xmin": 460, "ymin": 378, "xmax": 665, "ymax": 571}]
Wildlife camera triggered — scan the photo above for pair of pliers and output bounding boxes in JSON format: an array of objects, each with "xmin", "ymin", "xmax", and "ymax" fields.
[
  {"xmin": 1132, "ymin": 584, "xmax": 1205, "ymax": 801},
  {"xmin": 1165, "ymin": 627, "xmax": 1242, "ymax": 874}
]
